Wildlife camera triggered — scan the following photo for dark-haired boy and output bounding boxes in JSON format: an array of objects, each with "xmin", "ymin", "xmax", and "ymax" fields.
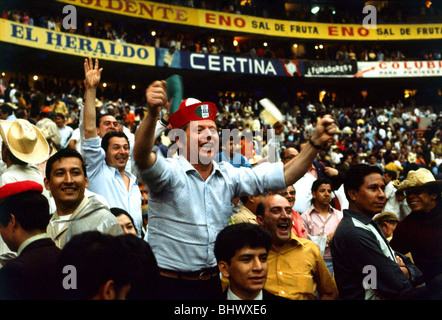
[{"xmin": 214, "ymin": 223, "xmax": 286, "ymax": 300}]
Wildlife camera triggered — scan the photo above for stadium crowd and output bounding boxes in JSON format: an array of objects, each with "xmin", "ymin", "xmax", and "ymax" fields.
[
  {"xmin": 0, "ymin": 0, "xmax": 441, "ymax": 302},
  {"xmin": 0, "ymin": 56, "xmax": 440, "ymax": 300}
]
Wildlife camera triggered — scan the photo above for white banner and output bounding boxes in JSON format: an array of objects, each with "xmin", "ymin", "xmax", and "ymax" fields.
[{"xmin": 355, "ymin": 61, "xmax": 442, "ymax": 78}]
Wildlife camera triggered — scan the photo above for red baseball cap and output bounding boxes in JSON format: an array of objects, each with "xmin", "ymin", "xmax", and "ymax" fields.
[
  {"xmin": 0, "ymin": 180, "xmax": 43, "ymax": 200},
  {"xmin": 168, "ymin": 98, "xmax": 217, "ymax": 129}
]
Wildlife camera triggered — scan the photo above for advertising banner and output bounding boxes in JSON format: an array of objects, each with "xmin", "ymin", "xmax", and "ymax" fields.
[
  {"xmin": 58, "ymin": 0, "xmax": 442, "ymax": 41},
  {"xmin": 355, "ymin": 61, "xmax": 442, "ymax": 77},
  {"xmin": 303, "ymin": 61, "xmax": 358, "ymax": 77},
  {"xmin": 156, "ymin": 48, "xmax": 288, "ymax": 77},
  {"xmin": 0, "ymin": 19, "xmax": 156, "ymax": 66}
]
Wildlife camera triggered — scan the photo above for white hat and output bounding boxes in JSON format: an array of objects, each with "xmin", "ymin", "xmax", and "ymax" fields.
[{"xmin": 0, "ymin": 119, "xmax": 49, "ymax": 164}]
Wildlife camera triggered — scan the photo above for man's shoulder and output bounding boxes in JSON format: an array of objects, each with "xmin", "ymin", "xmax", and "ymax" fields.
[{"xmin": 263, "ymin": 289, "xmax": 290, "ymax": 300}]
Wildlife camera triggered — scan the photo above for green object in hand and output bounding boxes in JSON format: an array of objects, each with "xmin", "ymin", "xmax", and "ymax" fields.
[{"xmin": 165, "ymin": 74, "xmax": 183, "ymax": 115}]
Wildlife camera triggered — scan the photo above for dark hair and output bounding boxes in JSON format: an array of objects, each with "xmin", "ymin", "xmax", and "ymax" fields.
[
  {"xmin": 311, "ymin": 177, "xmax": 332, "ymax": 204},
  {"xmin": 101, "ymin": 131, "xmax": 129, "ymax": 153},
  {"xmin": 45, "ymin": 148, "xmax": 87, "ymax": 180},
  {"xmin": 55, "ymin": 231, "xmax": 131, "ymax": 300},
  {"xmin": 239, "ymin": 195, "xmax": 249, "ymax": 205},
  {"xmin": 384, "ymin": 170, "xmax": 397, "ymax": 180},
  {"xmin": 110, "ymin": 207, "xmax": 137, "ymax": 235},
  {"xmin": 344, "ymin": 164, "xmax": 383, "ymax": 201},
  {"xmin": 0, "ymin": 104, "xmax": 13, "ymax": 115},
  {"xmin": 312, "ymin": 177, "xmax": 333, "ymax": 193},
  {"xmin": 15, "ymin": 107, "xmax": 27, "ymax": 119},
  {"xmin": 2, "ymin": 143, "xmax": 27, "ymax": 165},
  {"xmin": 0, "ymin": 190, "xmax": 50, "ymax": 231},
  {"xmin": 116, "ymin": 234, "xmax": 160, "ymax": 300},
  {"xmin": 55, "ymin": 113, "xmax": 65, "ymax": 120},
  {"xmin": 96, "ymin": 112, "xmax": 115, "ymax": 128},
  {"xmin": 214, "ymin": 223, "xmax": 272, "ymax": 264},
  {"xmin": 255, "ymin": 197, "xmax": 266, "ymax": 218}
]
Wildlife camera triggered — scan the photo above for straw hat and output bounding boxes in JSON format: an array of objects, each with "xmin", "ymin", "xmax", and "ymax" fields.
[
  {"xmin": 0, "ymin": 119, "xmax": 49, "ymax": 164},
  {"xmin": 393, "ymin": 168, "xmax": 442, "ymax": 191}
]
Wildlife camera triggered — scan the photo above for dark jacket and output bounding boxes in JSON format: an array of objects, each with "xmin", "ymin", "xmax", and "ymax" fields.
[{"xmin": 0, "ymin": 237, "xmax": 61, "ymax": 300}]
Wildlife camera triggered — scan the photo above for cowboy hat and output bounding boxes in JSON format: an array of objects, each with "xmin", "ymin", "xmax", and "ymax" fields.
[
  {"xmin": 393, "ymin": 168, "xmax": 442, "ymax": 191},
  {"xmin": 0, "ymin": 119, "xmax": 49, "ymax": 164}
]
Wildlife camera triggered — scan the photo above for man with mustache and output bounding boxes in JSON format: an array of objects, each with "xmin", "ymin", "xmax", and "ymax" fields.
[
  {"xmin": 331, "ymin": 164, "xmax": 430, "ymax": 299},
  {"xmin": 133, "ymin": 79, "xmax": 336, "ymax": 300}
]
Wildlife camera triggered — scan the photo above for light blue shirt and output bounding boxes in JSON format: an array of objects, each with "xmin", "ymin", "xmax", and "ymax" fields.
[
  {"xmin": 137, "ymin": 155, "xmax": 285, "ymax": 272},
  {"xmin": 214, "ymin": 152, "xmax": 252, "ymax": 168},
  {"xmin": 82, "ymin": 137, "xmax": 142, "ymax": 236},
  {"xmin": 58, "ymin": 125, "xmax": 73, "ymax": 149}
]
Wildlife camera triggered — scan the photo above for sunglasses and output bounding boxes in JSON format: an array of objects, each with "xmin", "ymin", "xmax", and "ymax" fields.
[{"xmin": 278, "ymin": 191, "xmax": 296, "ymax": 197}]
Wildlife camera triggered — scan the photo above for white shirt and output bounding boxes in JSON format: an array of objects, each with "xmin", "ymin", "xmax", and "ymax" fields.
[
  {"xmin": 227, "ymin": 287, "xmax": 263, "ymax": 300},
  {"xmin": 293, "ymin": 173, "xmax": 316, "ymax": 214}
]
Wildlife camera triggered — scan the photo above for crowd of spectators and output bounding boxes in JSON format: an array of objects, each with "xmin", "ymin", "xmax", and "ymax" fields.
[
  {"xmin": 0, "ymin": 57, "xmax": 441, "ymax": 300},
  {"xmin": 0, "ymin": 2, "xmax": 441, "ymax": 302},
  {"xmin": 2, "ymin": 4, "xmax": 441, "ymax": 62},
  {"xmin": 1, "ymin": 72, "xmax": 441, "ymax": 186}
]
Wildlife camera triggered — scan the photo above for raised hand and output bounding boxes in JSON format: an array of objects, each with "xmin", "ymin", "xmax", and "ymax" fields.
[
  {"xmin": 145, "ymin": 80, "xmax": 169, "ymax": 116},
  {"xmin": 311, "ymin": 115, "xmax": 337, "ymax": 147},
  {"xmin": 84, "ymin": 57, "xmax": 103, "ymax": 90}
]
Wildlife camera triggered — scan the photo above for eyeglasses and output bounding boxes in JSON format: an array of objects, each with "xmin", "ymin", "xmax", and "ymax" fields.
[
  {"xmin": 278, "ymin": 191, "xmax": 296, "ymax": 197},
  {"xmin": 404, "ymin": 187, "xmax": 426, "ymax": 197}
]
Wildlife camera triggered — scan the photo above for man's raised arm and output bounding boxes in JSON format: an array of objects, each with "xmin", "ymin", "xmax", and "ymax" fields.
[
  {"xmin": 83, "ymin": 58, "xmax": 102, "ymax": 140},
  {"xmin": 284, "ymin": 115, "xmax": 336, "ymax": 186},
  {"xmin": 133, "ymin": 80, "xmax": 169, "ymax": 170}
]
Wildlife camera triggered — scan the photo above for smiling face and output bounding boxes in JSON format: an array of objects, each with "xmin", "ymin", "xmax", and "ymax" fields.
[
  {"xmin": 45, "ymin": 157, "xmax": 88, "ymax": 215},
  {"xmin": 405, "ymin": 187, "xmax": 437, "ymax": 213},
  {"xmin": 277, "ymin": 185, "xmax": 296, "ymax": 207},
  {"xmin": 348, "ymin": 173, "xmax": 386, "ymax": 218},
  {"xmin": 179, "ymin": 120, "xmax": 219, "ymax": 165},
  {"xmin": 257, "ymin": 195, "xmax": 292, "ymax": 248},
  {"xmin": 116, "ymin": 214, "xmax": 137, "ymax": 236},
  {"xmin": 219, "ymin": 246, "xmax": 268, "ymax": 300},
  {"xmin": 105, "ymin": 136, "xmax": 130, "ymax": 172}
]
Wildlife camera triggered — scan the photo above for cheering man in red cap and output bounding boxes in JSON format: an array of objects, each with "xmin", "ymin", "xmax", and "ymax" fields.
[{"xmin": 133, "ymin": 80, "xmax": 337, "ymax": 300}]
